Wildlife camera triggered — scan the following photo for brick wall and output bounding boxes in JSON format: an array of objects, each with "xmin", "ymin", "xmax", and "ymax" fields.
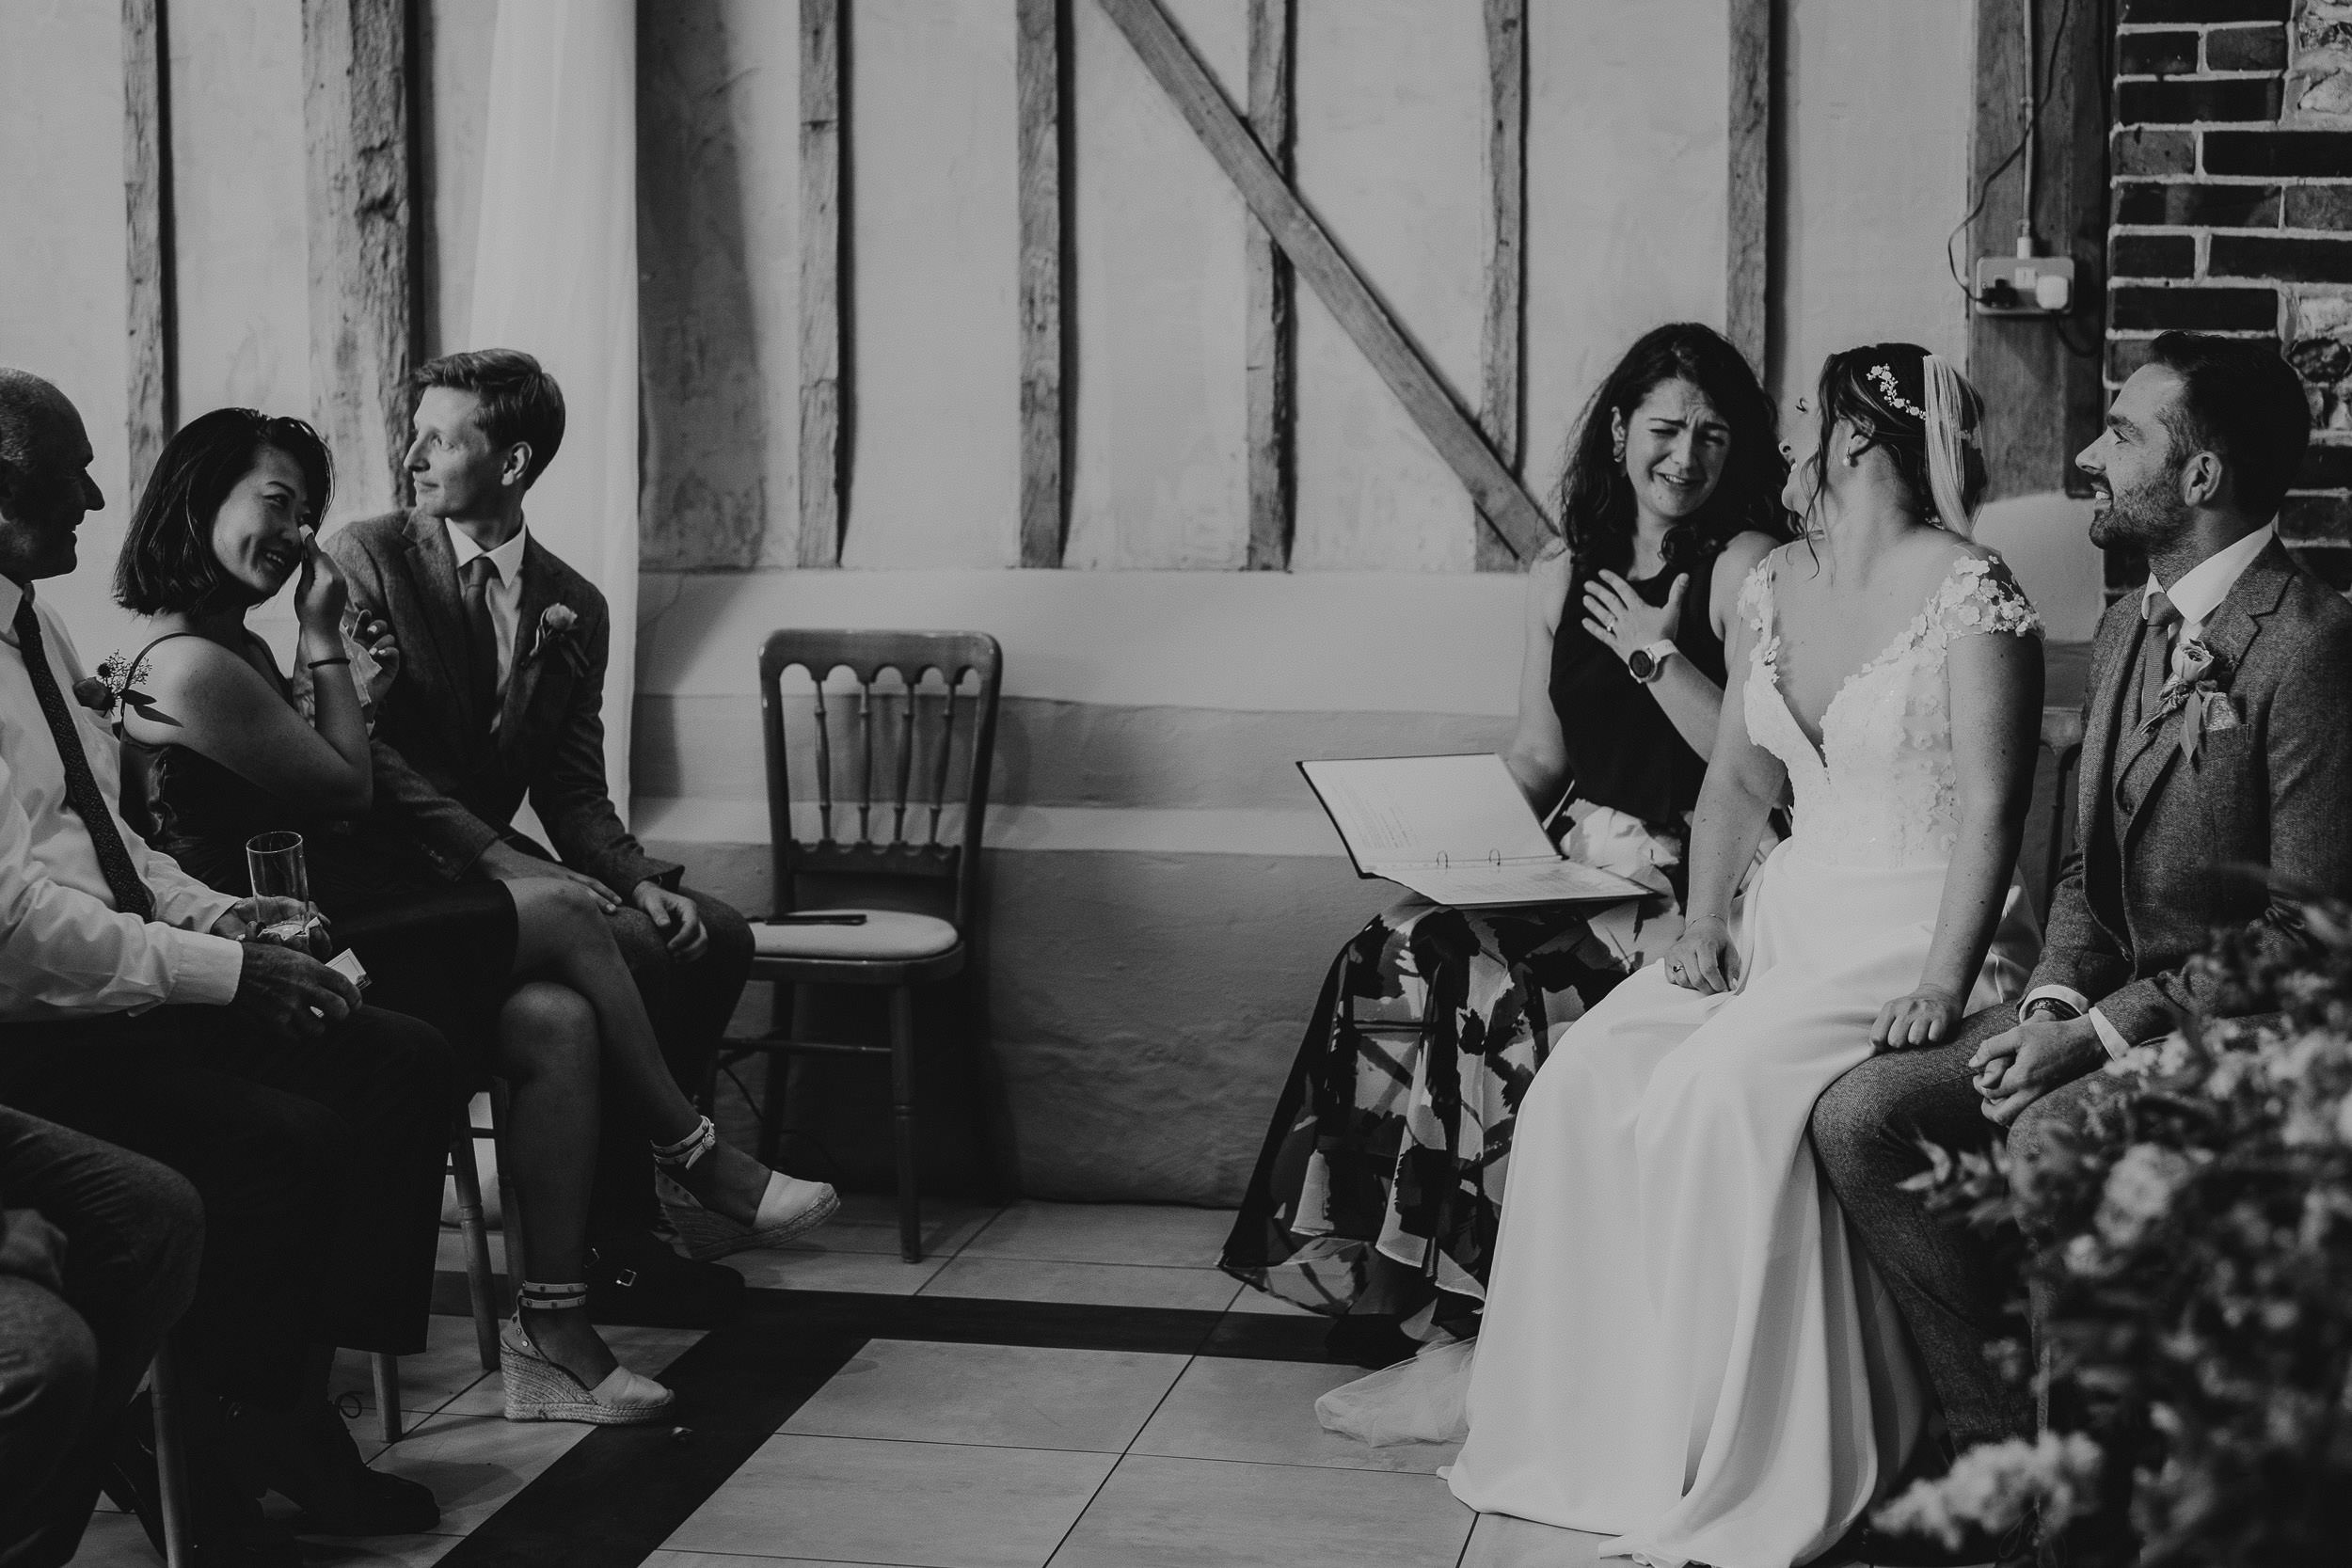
[{"xmin": 2108, "ymin": 0, "xmax": 2352, "ymax": 589}]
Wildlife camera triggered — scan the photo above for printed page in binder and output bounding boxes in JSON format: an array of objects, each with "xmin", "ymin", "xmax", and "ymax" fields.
[{"xmin": 1296, "ymin": 754, "xmax": 1648, "ymax": 908}]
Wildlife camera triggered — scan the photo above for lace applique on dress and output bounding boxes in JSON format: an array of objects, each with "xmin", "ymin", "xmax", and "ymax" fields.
[{"xmin": 1741, "ymin": 548, "xmax": 2042, "ymax": 868}]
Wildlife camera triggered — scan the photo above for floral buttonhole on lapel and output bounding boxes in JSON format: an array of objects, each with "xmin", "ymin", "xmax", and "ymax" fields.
[
  {"xmin": 527, "ymin": 602, "xmax": 580, "ymax": 665},
  {"xmin": 73, "ymin": 650, "xmax": 164, "ymax": 723},
  {"xmin": 2139, "ymin": 636, "xmax": 2236, "ymax": 764}
]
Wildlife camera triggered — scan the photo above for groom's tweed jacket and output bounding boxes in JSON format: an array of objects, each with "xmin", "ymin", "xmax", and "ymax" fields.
[
  {"xmin": 326, "ymin": 509, "xmax": 680, "ymax": 896},
  {"xmin": 2032, "ymin": 538, "xmax": 2352, "ymax": 1045}
]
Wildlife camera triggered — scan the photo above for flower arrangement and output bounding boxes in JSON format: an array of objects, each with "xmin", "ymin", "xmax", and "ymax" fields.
[{"xmin": 1876, "ymin": 897, "xmax": 2352, "ymax": 1563}]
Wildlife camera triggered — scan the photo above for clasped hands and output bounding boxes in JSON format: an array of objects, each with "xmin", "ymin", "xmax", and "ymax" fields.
[{"xmin": 1967, "ymin": 1012, "xmax": 2106, "ymax": 1127}]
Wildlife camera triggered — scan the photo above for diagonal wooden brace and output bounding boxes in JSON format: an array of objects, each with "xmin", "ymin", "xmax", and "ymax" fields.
[{"xmin": 1093, "ymin": 0, "xmax": 1556, "ymax": 564}]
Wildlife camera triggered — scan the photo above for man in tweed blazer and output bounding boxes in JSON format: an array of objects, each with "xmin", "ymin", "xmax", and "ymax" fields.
[
  {"xmin": 329, "ymin": 350, "xmax": 755, "ymax": 1322},
  {"xmin": 1810, "ymin": 334, "xmax": 2352, "ymax": 1557}
]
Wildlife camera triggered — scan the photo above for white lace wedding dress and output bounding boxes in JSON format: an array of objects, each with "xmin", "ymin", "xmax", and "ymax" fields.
[{"xmin": 1441, "ymin": 548, "xmax": 2044, "ymax": 1567}]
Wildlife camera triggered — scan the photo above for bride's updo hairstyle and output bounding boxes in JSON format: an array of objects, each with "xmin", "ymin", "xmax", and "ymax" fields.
[
  {"xmin": 1554, "ymin": 323, "xmax": 1792, "ymax": 578},
  {"xmin": 1807, "ymin": 343, "xmax": 1987, "ymax": 537},
  {"xmin": 116, "ymin": 408, "xmax": 334, "ymax": 615}
]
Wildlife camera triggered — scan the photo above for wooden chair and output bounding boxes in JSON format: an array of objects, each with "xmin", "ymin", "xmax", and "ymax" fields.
[
  {"xmin": 147, "ymin": 1337, "xmax": 194, "ymax": 1568},
  {"xmin": 368, "ymin": 1089, "xmax": 517, "ymax": 1444},
  {"xmin": 2028, "ymin": 705, "xmax": 2088, "ymax": 925},
  {"xmin": 711, "ymin": 630, "xmax": 1003, "ymax": 1263}
]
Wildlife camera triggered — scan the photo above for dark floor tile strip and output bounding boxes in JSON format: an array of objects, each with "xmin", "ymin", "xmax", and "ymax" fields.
[
  {"xmin": 425, "ymin": 1279, "xmax": 1339, "ymax": 1568},
  {"xmin": 430, "ymin": 1307, "xmax": 867, "ymax": 1568}
]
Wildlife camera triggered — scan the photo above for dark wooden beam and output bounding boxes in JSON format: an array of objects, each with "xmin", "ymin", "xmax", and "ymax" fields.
[
  {"xmin": 1726, "ymin": 0, "xmax": 1772, "ymax": 376},
  {"xmin": 301, "ymin": 0, "xmax": 418, "ymax": 514},
  {"xmin": 122, "ymin": 0, "xmax": 175, "ymax": 495},
  {"xmin": 1017, "ymin": 0, "xmax": 1067, "ymax": 568},
  {"xmin": 1095, "ymin": 0, "xmax": 1553, "ymax": 563},
  {"xmin": 1967, "ymin": 0, "xmax": 2107, "ymax": 501},
  {"xmin": 1244, "ymin": 0, "xmax": 1294, "ymax": 571},
  {"xmin": 1476, "ymin": 0, "xmax": 1527, "ymax": 571},
  {"xmin": 799, "ymin": 0, "xmax": 846, "ymax": 567}
]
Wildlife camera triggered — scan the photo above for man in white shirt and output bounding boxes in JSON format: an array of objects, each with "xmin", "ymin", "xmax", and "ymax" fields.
[
  {"xmin": 0, "ymin": 371, "xmax": 458, "ymax": 1561},
  {"xmin": 1812, "ymin": 335, "xmax": 2352, "ymax": 1564}
]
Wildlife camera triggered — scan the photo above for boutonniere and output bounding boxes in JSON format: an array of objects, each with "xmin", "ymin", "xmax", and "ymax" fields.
[
  {"xmin": 2137, "ymin": 636, "xmax": 2232, "ymax": 763},
  {"xmin": 72, "ymin": 650, "xmax": 162, "ymax": 721},
  {"xmin": 527, "ymin": 602, "xmax": 580, "ymax": 663}
]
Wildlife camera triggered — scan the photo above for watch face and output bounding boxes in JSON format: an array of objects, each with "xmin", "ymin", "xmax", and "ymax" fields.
[{"xmin": 1629, "ymin": 650, "xmax": 1659, "ymax": 680}]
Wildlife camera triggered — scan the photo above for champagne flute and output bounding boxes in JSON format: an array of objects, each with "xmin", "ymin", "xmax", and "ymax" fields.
[{"xmin": 245, "ymin": 831, "xmax": 322, "ymax": 953}]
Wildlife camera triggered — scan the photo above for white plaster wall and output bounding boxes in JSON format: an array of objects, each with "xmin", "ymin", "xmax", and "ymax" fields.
[
  {"xmin": 1287, "ymin": 0, "xmax": 1488, "ymax": 573},
  {"xmin": 639, "ymin": 0, "xmax": 802, "ymax": 569},
  {"xmin": 1062, "ymin": 0, "xmax": 1250, "ymax": 570},
  {"xmin": 425, "ymin": 0, "xmax": 499, "ymax": 357},
  {"xmin": 839, "ymin": 0, "xmax": 1022, "ymax": 570},
  {"xmin": 0, "ymin": 0, "xmax": 135, "ymax": 656},
  {"xmin": 1775, "ymin": 0, "xmax": 1977, "ymax": 418},
  {"xmin": 1524, "ymin": 0, "xmax": 1732, "ymax": 504},
  {"xmin": 169, "ymin": 0, "xmax": 310, "ymax": 430}
]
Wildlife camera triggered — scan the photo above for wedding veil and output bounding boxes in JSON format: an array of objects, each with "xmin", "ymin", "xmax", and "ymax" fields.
[{"xmin": 1918, "ymin": 353, "xmax": 1979, "ymax": 538}]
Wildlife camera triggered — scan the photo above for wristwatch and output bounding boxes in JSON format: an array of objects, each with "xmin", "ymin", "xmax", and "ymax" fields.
[
  {"xmin": 1627, "ymin": 641, "xmax": 1677, "ymax": 684},
  {"xmin": 2021, "ymin": 996, "xmax": 2082, "ymax": 1023}
]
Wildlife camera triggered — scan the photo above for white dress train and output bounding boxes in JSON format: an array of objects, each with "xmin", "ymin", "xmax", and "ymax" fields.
[{"xmin": 1442, "ymin": 550, "xmax": 2043, "ymax": 1568}]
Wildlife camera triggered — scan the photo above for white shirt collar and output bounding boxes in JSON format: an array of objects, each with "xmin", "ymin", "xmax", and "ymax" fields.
[
  {"xmin": 0, "ymin": 576, "xmax": 25, "ymax": 641},
  {"xmin": 2144, "ymin": 521, "xmax": 2275, "ymax": 636},
  {"xmin": 444, "ymin": 519, "xmax": 530, "ymax": 586}
]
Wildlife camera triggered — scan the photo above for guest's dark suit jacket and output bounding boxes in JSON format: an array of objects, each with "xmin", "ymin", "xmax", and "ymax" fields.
[
  {"xmin": 326, "ymin": 510, "xmax": 681, "ymax": 896},
  {"xmin": 2034, "ymin": 538, "xmax": 2352, "ymax": 1044}
]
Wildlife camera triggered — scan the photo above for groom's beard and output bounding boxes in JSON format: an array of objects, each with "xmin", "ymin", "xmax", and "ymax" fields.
[{"xmin": 2088, "ymin": 475, "xmax": 2190, "ymax": 555}]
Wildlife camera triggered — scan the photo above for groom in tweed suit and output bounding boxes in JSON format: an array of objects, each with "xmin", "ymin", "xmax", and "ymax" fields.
[
  {"xmin": 329, "ymin": 350, "xmax": 755, "ymax": 1322},
  {"xmin": 1811, "ymin": 335, "xmax": 2352, "ymax": 1555}
]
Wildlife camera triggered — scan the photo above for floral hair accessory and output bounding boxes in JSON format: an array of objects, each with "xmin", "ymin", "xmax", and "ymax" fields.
[
  {"xmin": 1868, "ymin": 362, "xmax": 1930, "ymax": 423},
  {"xmin": 73, "ymin": 650, "xmax": 159, "ymax": 720}
]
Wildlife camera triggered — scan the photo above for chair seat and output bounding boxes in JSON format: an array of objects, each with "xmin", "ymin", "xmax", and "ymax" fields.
[{"xmin": 754, "ymin": 909, "xmax": 961, "ymax": 962}]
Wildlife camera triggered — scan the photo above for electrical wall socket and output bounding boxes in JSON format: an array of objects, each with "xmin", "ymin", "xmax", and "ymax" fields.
[{"xmin": 1972, "ymin": 254, "xmax": 2076, "ymax": 317}]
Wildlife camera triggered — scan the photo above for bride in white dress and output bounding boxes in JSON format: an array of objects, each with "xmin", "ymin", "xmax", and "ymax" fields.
[{"xmin": 1443, "ymin": 345, "xmax": 2044, "ymax": 1566}]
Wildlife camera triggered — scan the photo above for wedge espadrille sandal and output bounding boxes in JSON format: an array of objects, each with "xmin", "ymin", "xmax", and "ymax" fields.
[
  {"xmin": 650, "ymin": 1115, "xmax": 841, "ymax": 1261},
  {"xmin": 500, "ymin": 1282, "xmax": 675, "ymax": 1425}
]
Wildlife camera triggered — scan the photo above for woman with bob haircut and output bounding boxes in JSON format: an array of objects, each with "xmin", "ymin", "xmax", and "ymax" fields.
[
  {"xmin": 1220, "ymin": 323, "xmax": 1793, "ymax": 1361},
  {"xmin": 107, "ymin": 408, "xmax": 835, "ymax": 1431}
]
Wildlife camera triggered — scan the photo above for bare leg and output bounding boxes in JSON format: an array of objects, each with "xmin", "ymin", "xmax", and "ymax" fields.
[
  {"xmin": 504, "ymin": 879, "xmax": 770, "ymax": 1223},
  {"xmin": 488, "ymin": 981, "xmax": 617, "ymax": 1387}
]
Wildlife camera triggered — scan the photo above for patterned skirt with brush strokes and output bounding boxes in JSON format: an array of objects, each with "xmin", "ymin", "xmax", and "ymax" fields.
[{"xmin": 1219, "ymin": 805, "xmax": 1688, "ymax": 1341}]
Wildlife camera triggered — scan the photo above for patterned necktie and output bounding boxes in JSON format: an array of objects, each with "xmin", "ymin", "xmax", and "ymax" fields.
[
  {"xmin": 2135, "ymin": 589, "xmax": 2184, "ymax": 730},
  {"xmin": 459, "ymin": 555, "xmax": 501, "ymax": 721},
  {"xmin": 12, "ymin": 594, "xmax": 155, "ymax": 920}
]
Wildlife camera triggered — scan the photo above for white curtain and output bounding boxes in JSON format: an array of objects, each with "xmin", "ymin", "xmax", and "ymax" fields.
[{"xmin": 468, "ymin": 0, "xmax": 639, "ymax": 818}]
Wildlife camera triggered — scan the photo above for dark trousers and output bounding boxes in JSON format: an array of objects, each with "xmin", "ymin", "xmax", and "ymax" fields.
[
  {"xmin": 0, "ymin": 1005, "xmax": 455, "ymax": 1411},
  {"xmin": 0, "ymin": 1108, "xmax": 200, "ymax": 1568},
  {"xmin": 587, "ymin": 886, "xmax": 753, "ymax": 1240},
  {"xmin": 1809, "ymin": 1004, "xmax": 2034, "ymax": 1454}
]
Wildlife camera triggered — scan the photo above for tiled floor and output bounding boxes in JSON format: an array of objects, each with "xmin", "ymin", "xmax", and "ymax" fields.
[{"xmin": 68, "ymin": 1200, "xmax": 1648, "ymax": 1568}]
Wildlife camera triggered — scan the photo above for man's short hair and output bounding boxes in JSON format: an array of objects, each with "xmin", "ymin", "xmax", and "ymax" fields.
[
  {"xmin": 413, "ymin": 349, "xmax": 565, "ymax": 488},
  {"xmin": 0, "ymin": 369, "xmax": 73, "ymax": 480},
  {"xmin": 2144, "ymin": 332, "xmax": 2311, "ymax": 522}
]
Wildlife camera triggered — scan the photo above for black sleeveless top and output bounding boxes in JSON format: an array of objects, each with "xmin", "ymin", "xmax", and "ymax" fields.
[{"xmin": 1546, "ymin": 548, "xmax": 1729, "ymax": 824}]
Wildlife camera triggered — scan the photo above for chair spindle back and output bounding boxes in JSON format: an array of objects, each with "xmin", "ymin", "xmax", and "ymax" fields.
[{"xmin": 758, "ymin": 630, "xmax": 1004, "ymax": 932}]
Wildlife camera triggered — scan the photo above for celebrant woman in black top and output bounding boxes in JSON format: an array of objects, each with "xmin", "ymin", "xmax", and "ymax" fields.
[{"xmin": 1220, "ymin": 323, "xmax": 1793, "ymax": 1361}]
